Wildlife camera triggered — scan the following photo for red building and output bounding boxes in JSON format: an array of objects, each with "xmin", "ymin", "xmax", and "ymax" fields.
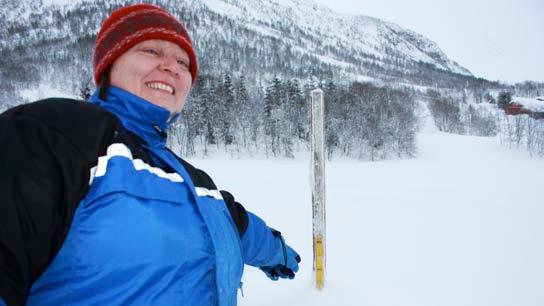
[
  {"xmin": 505, "ymin": 103, "xmax": 531, "ymax": 116},
  {"xmin": 506, "ymin": 97, "xmax": 544, "ymax": 120}
]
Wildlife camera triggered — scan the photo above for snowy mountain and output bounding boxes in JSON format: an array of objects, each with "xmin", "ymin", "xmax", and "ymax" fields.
[
  {"xmin": 202, "ymin": 0, "xmax": 471, "ymax": 75},
  {"xmin": 0, "ymin": 0, "xmax": 480, "ymax": 102}
]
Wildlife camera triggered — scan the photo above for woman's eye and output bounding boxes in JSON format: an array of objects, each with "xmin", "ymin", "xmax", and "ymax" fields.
[
  {"xmin": 143, "ymin": 48, "xmax": 159, "ymax": 55},
  {"xmin": 177, "ymin": 60, "xmax": 189, "ymax": 69}
]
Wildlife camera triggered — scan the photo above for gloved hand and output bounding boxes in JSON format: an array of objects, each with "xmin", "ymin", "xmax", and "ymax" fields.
[{"xmin": 259, "ymin": 230, "xmax": 301, "ymax": 281}]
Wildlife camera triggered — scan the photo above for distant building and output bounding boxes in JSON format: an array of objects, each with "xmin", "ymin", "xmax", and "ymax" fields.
[
  {"xmin": 505, "ymin": 103, "xmax": 530, "ymax": 116},
  {"xmin": 506, "ymin": 97, "xmax": 544, "ymax": 120}
]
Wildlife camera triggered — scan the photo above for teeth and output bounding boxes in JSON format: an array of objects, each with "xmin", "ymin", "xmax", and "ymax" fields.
[{"xmin": 146, "ymin": 82, "xmax": 174, "ymax": 94}]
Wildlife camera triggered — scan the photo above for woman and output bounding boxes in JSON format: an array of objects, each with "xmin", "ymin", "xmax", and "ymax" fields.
[{"xmin": 0, "ymin": 4, "xmax": 300, "ymax": 306}]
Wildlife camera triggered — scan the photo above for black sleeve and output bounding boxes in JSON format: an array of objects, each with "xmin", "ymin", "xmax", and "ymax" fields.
[
  {"xmin": 0, "ymin": 101, "xmax": 116, "ymax": 306},
  {"xmin": 176, "ymin": 157, "xmax": 249, "ymax": 237}
]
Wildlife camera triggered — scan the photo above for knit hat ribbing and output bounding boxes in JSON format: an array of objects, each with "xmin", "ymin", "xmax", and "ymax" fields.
[{"xmin": 93, "ymin": 4, "xmax": 198, "ymax": 86}]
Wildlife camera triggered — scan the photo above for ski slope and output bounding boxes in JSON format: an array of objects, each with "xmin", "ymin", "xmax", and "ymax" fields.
[{"xmin": 189, "ymin": 113, "xmax": 544, "ymax": 306}]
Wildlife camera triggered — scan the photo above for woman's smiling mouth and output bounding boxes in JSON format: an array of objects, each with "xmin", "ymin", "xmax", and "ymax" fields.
[{"xmin": 145, "ymin": 81, "xmax": 175, "ymax": 95}]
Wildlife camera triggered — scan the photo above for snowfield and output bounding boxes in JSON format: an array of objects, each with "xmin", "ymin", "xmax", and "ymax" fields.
[{"xmin": 189, "ymin": 115, "xmax": 544, "ymax": 306}]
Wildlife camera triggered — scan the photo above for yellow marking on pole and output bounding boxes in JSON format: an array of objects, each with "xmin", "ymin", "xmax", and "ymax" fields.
[{"xmin": 314, "ymin": 236, "xmax": 324, "ymax": 289}]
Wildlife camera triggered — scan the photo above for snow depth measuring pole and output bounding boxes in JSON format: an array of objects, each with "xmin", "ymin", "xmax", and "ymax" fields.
[{"xmin": 310, "ymin": 88, "xmax": 326, "ymax": 289}]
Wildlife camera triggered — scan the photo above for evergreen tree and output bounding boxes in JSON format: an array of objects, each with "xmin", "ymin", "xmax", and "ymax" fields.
[
  {"xmin": 202, "ymin": 79, "xmax": 217, "ymax": 147},
  {"xmin": 324, "ymin": 80, "xmax": 339, "ymax": 159},
  {"xmin": 264, "ymin": 76, "xmax": 283, "ymax": 156},
  {"xmin": 497, "ymin": 91, "xmax": 512, "ymax": 110},
  {"xmin": 221, "ymin": 73, "xmax": 235, "ymax": 145},
  {"xmin": 237, "ymin": 76, "xmax": 251, "ymax": 149}
]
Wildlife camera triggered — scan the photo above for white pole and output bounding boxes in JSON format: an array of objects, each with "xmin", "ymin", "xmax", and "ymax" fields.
[{"xmin": 310, "ymin": 88, "xmax": 326, "ymax": 290}]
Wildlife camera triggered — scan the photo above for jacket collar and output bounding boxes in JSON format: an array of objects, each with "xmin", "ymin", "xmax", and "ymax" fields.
[{"xmin": 89, "ymin": 86, "xmax": 179, "ymax": 148}]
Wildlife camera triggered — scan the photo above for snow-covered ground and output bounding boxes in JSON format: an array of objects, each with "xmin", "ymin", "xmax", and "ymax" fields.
[{"xmin": 189, "ymin": 113, "xmax": 544, "ymax": 306}]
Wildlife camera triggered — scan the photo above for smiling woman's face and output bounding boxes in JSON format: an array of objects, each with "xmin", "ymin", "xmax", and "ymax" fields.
[{"xmin": 109, "ymin": 39, "xmax": 193, "ymax": 115}]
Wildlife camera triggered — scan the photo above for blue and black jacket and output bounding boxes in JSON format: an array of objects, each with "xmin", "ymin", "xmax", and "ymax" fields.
[{"xmin": 0, "ymin": 86, "xmax": 287, "ymax": 306}]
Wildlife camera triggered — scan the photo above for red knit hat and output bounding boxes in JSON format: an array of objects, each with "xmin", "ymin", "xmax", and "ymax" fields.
[{"xmin": 93, "ymin": 4, "xmax": 198, "ymax": 86}]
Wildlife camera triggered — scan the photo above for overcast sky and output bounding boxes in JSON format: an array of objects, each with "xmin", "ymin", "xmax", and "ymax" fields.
[{"xmin": 314, "ymin": 0, "xmax": 543, "ymax": 84}]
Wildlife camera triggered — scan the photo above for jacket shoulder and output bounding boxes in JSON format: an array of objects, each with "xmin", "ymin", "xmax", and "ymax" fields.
[
  {"xmin": 6, "ymin": 98, "xmax": 118, "ymax": 129},
  {"xmin": 2, "ymin": 98, "xmax": 121, "ymax": 157},
  {"xmin": 175, "ymin": 155, "xmax": 218, "ymax": 190}
]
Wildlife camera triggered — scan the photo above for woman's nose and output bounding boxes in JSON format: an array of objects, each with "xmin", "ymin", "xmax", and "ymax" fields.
[{"xmin": 159, "ymin": 57, "xmax": 180, "ymax": 77}]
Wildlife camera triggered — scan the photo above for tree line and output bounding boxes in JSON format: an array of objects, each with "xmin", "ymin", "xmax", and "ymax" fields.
[{"xmin": 168, "ymin": 75, "xmax": 420, "ymax": 161}]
